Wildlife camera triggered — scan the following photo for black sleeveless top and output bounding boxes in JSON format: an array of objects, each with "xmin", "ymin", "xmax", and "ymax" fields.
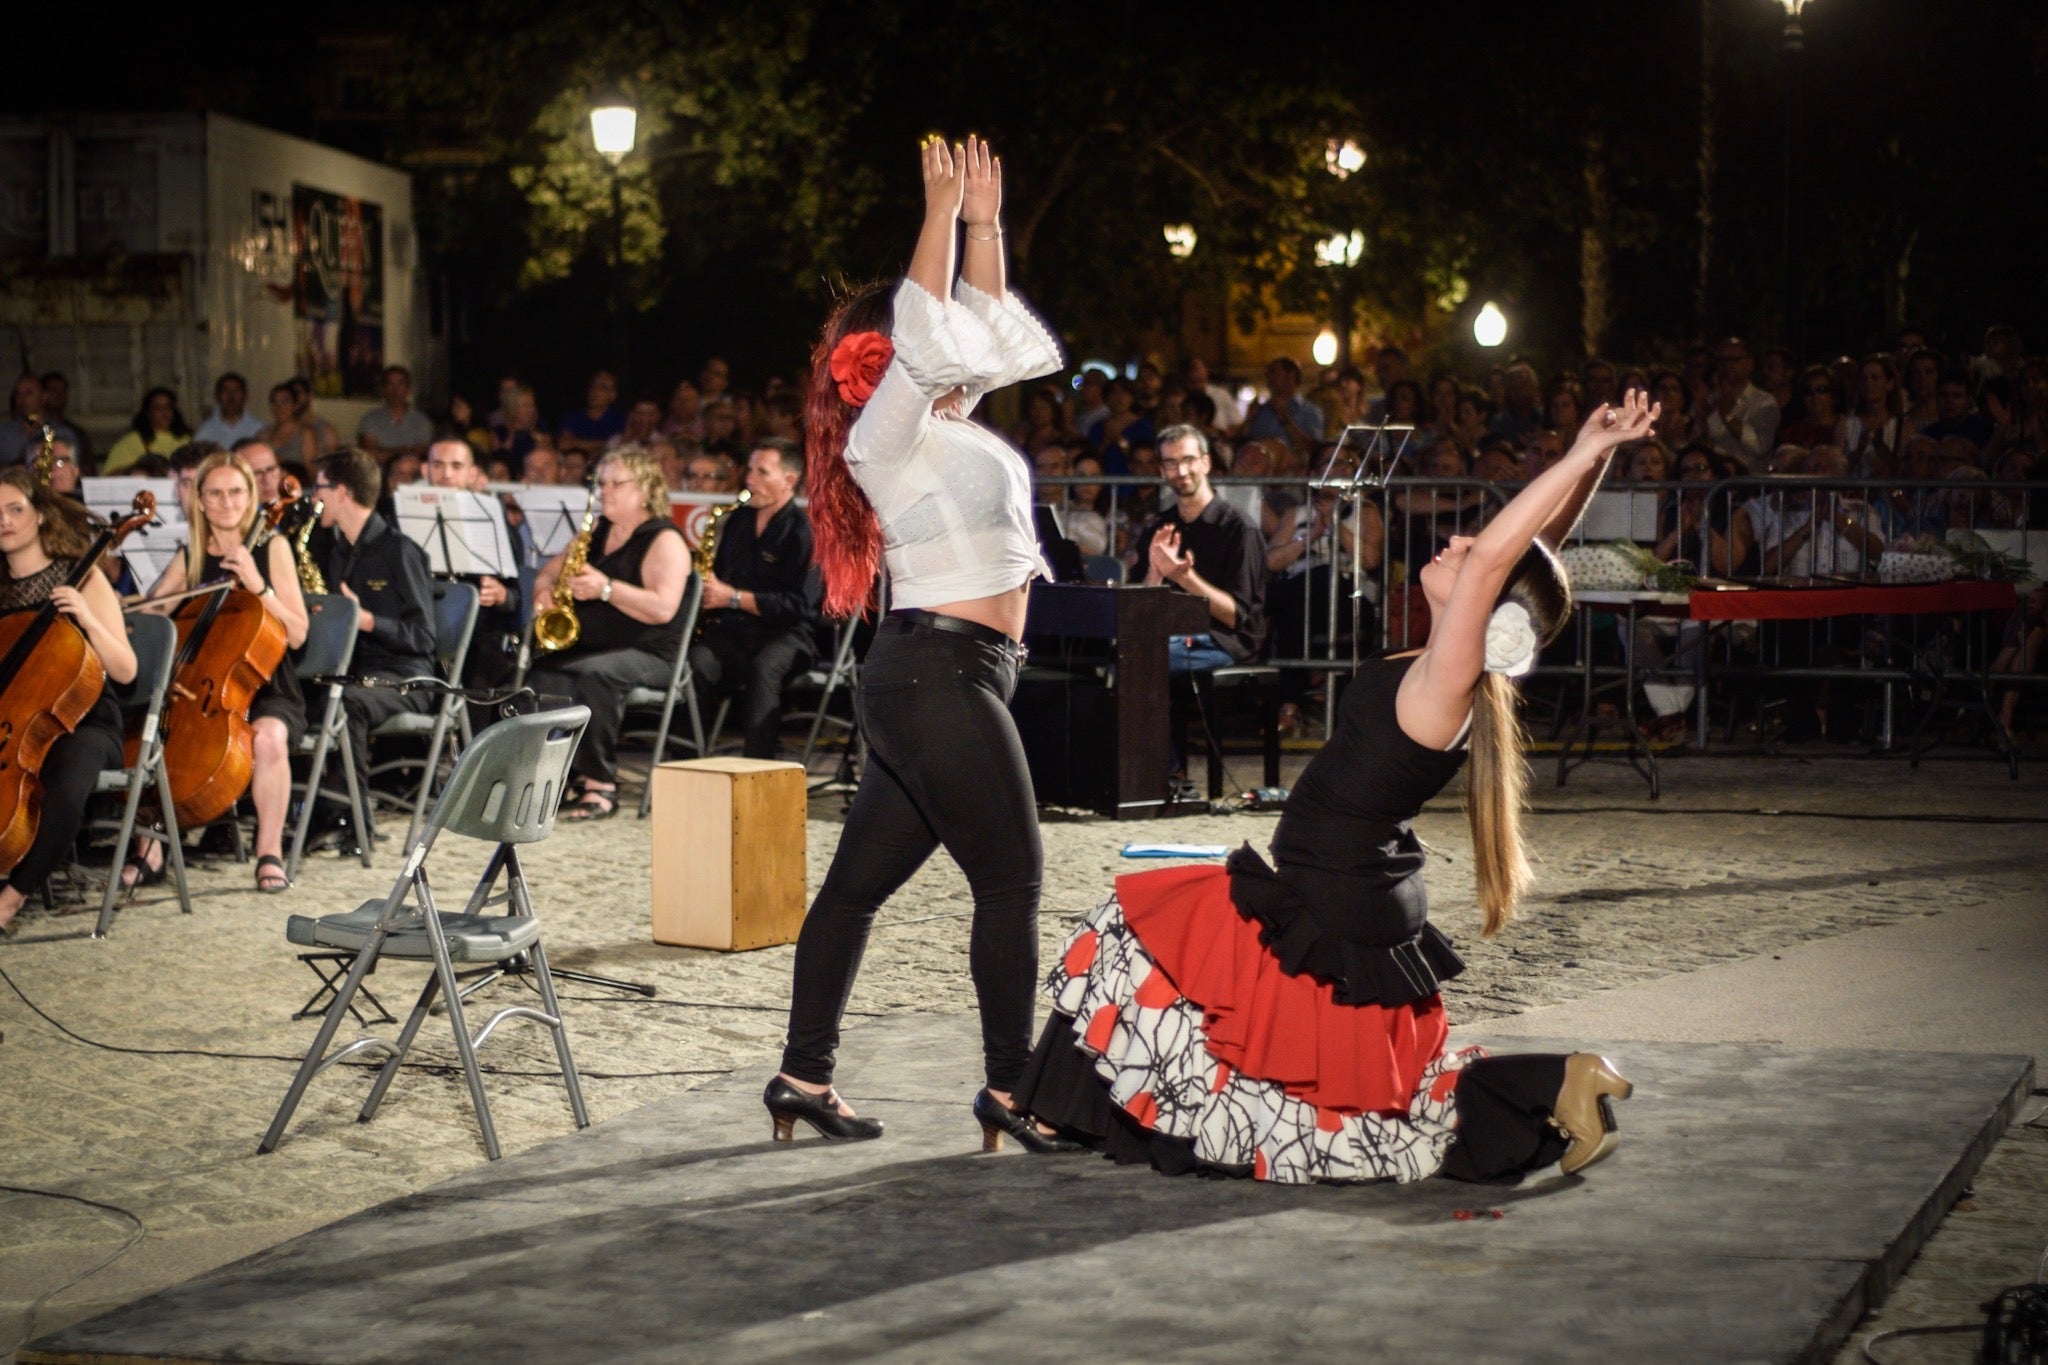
[
  {"xmin": 0, "ymin": 558, "xmax": 121, "ymax": 737},
  {"xmin": 201, "ymin": 537, "xmax": 306, "ymax": 722},
  {"xmin": 1227, "ymin": 654, "xmax": 1468, "ymax": 1007},
  {"xmin": 570, "ymin": 517, "xmax": 687, "ymax": 661}
]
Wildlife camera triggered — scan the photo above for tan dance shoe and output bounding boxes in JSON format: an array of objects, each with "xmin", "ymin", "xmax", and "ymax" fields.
[{"xmin": 1553, "ymin": 1053, "xmax": 1634, "ymax": 1175}]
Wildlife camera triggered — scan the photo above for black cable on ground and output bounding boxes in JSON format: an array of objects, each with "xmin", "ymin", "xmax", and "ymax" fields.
[
  {"xmin": 0, "ymin": 963, "xmax": 730, "ymax": 1081},
  {"xmin": 0, "ymin": 1183, "xmax": 147, "ymax": 1358}
]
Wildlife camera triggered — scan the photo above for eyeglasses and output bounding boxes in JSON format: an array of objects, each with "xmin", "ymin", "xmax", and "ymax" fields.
[
  {"xmin": 1160, "ymin": 456, "xmax": 1205, "ymax": 472},
  {"xmin": 596, "ymin": 476, "xmax": 637, "ymax": 489},
  {"xmin": 200, "ymin": 486, "xmax": 248, "ymax": 501}
]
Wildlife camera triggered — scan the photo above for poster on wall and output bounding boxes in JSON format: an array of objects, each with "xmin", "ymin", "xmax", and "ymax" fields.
[{"xmin": 291, "ymin": 185, "xmax": 384, "ymax": 398}]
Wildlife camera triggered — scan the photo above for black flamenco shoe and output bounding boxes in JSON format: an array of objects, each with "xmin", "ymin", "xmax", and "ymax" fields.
[
  {"xmin": 763, "ymin": 1077, "xmax": 884, "ymax": 1143},
  {"xmin": 973, "ymin": 1089, "xmax": 1084, "ymax": 1154}
]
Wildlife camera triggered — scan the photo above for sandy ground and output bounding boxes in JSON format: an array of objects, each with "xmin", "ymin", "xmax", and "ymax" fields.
[{"xmin": 2, "ymin": 743, "xmax": 2044, "ymax": 1360}]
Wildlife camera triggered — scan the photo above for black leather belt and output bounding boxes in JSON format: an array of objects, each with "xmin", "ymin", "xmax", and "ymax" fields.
[{"xmin": 882, "ymin": 609, "xmax": 1027, "ymax": 658}]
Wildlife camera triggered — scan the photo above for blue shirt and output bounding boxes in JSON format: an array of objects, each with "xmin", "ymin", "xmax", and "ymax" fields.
[
  {"xmin": 560, "ymin": 406, "xmax": 626, "ymax": 444},
  {"xmin": 1244, "ymin": 396, "xmax": 1325, "ymax": 445}
]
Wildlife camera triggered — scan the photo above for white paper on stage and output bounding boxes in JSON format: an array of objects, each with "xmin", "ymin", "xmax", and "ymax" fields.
[
  {"xmin": 80, "ymin": 477, "xmax": 184, "ymax": 528},
  {"xmin": 121, "ymin": 522, "xmax": 190, "ymax": 588},
  {"xmin": 1582, "ymin": 490, "xmax": 1661, "ymax": 543},
  {"xmin": 393, "ymin": 486, "xmax": 519, "ymax": 577},
  {"xmin": 513, "ymin": 486, "xmax": 593, "ymax": 557}
]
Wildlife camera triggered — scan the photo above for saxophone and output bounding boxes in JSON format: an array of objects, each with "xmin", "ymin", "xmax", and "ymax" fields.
[
  {"xmin": 293, "ymin": 500, "xmax": 328, "ymax": 594},
  {"xmin": 693, "ymin": 488, "xmax": 750, "ymax": 578},
  {"xmin": 533, "ymin": 492, "xmax": 600, "ymax": 652}
]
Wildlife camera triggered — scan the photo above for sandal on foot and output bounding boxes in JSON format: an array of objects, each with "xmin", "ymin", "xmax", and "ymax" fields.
[
  {"xmin": 563, "ymin": 788, "xmax": 617, "ymax": 822},
  {"xmin": 120, "ymin": 844, "xmax": 167, "ymax": 894},
  {"xmin": 254, "ymin": 855, "xmax": 291, "ymax": 894}
]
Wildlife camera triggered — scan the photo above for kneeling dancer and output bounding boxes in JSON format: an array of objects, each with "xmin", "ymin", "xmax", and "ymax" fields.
[{"xmin": 1016, "ymin": 394, "xmax": 1660, "ymax": 1184}]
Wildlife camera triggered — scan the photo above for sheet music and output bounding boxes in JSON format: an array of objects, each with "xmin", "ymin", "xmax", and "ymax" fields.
[
  {"xmin": 512, "ymin": 487, "xmax": 593, "ymax": 557},
  {"xmin": 121, "ymin": 522, "xmax": 189, "ymax": 589},
  {"xmin": 393, "ymin": 486, "xmax": 519, "ymax": 577}
]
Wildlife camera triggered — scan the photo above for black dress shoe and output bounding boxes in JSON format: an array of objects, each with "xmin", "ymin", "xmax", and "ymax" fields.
[
  {"xmin": 763, "ymin": 1078, "xmax": 884, "ymax": 1142},
  {"xmin": 973, "ymin": 1089, "xmax": 1085, "ymax": 1154}
]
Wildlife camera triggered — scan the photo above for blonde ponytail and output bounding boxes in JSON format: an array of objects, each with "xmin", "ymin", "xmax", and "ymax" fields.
[{"xmin": 1467, "ymin": 669, "xmax": 1531, "ymax": 936}]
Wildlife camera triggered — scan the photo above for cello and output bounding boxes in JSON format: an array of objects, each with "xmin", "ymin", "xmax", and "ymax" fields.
[
  {"xmin": 134, "ymin": 482, "xmax": 301, "ymax": 830},
  {"xmin": 0, "ymin": 494, "xmax": 157, "ymax": 872}
]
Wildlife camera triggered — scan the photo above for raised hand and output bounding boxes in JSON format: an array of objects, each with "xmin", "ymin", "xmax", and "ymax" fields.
[
  {"xmin": 961, "ymin": 134, "xmax": 1002, "ymax": 227},
  {"xmin": 921, "ymin": 135, "xmax": 965, "ymax": 221},
  {"xmin": 1573, "ymin": 388, "xmax": 1660, "ymax": 455}
]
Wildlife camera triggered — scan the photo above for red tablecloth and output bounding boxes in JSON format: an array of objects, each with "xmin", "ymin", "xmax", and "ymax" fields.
[{"xmin": 1689, "ymin": 580, "xmax": 2018, "ymax": 621}]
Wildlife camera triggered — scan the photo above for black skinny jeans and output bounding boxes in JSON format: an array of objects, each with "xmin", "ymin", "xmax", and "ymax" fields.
[
  {"xmin": 6, "ymin": 721, "xmax": 123, "ymax": 898},
  {"xmin": 782, "ymin": 612, "xmax": 1043, "ymax": 1092}
]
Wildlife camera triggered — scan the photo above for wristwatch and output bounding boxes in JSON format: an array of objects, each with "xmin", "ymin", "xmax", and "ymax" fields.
[{"xmin": 600, "ymin": 578, "xmax": 613, "ymax": 603}]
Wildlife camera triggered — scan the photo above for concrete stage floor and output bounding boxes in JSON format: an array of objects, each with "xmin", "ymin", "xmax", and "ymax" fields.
[{"xmin": 22, "ymin": 1014, "xmax": 2032, "ymax": 1365}]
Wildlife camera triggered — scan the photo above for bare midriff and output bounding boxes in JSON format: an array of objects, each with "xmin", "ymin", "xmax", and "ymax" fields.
[{"xmin": 926, "ymin": 579, "xmax": 1031, "ymax": 641}]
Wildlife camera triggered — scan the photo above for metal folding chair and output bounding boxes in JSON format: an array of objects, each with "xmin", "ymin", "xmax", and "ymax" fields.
[
  {"xmin": 365, "ymin": 580, "xmax": 480, "ymax": 852},
  {"xmin": 87, "ymin": 613, "xmax": 192, "ymax": 937},
  {"xmin": 623, "ymin": 574, "xmax": 707, "ymax": 817},
  {"xmin": 285, "ymin": 594, "xmax": 372, "ymax": 882},
  {"xmin": 783, "ymin": 613, "xmax": 862, "ymax": 777},
  {"xmin": 260, "ymin": 705, "xmax": 593, "ymax": 1161}
]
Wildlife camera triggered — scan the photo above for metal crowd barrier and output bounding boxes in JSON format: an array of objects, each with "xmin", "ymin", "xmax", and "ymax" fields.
[{"xmin": 1031, "ymin": 470, "xmax": 2047, "ymax": 751}]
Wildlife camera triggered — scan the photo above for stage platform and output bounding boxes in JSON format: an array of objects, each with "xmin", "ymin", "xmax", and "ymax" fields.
[{"xmin": 21, "ymin": 1014, "xmax": 2031, "ymax": 1364}]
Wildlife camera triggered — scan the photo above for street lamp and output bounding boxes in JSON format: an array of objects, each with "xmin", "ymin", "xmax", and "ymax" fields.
[
  {"xmin": 590, "ymin": 90, "xmax": 637, "ymax": 387},
  {"xmin": 1775, "ymin": 0, "xmax": 1809, "ymax": 358},
  {"xmin": 1311, "ymin": 330, "xmax": 1339, "ymax": 368},
  {"xmin": 1162, "ymin": 224, "xmax": 1197, "ymax": 259},
  {"xmin": 1473, "ymin": 301, "xmax": 1507, "ymax": 348}
]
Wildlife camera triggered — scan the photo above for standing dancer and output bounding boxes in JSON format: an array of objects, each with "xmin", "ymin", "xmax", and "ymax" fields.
[
  {"xmin": 1016, "ymin": 394, "xmax": 1661, "ymax": 1184},
  {"xmin": 767, "ymin": 134, "xmax": 1070, "ymax": 1151}
]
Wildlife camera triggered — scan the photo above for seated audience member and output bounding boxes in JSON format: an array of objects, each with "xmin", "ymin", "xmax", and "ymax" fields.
[
  {"xmin": 194, "ymin": 372, "xmax": 268, "ymax": 449},
  {"xmin": 1472, "ymin": 434, "xmax": 1525, "ymax": 484},
  {"xmin": 561, "ymin": 449, "xmax": 591, "ymax": 488},
  {"xmin": 1087, "ymin": 378, "xmax": 1156, "ymax": 465},
  {"xmin": 313, "ymin": 447, "xmax": 439, "ymax": 808},
  {"xmin": 1922, "ymin": 369, "xmax": 1995, "ymax": 455},
  {"xmin": 1762, "ymin": 447, "xmax": 1885, "ymax": 578},
  {"xmin": 235, "ymin": 439, "xmax": 286, "ymax": 505},
  {"xmin": 684, "ymin": 451, "xmax": 726, "ymax": 493},
  {"xmin": 1031, "ymin": 443, "xmax": 1073, "ymax": 504},
  {"xmin": 1063, "ymin": 453, "xmax": 1114, "ymax": 558},
  {"xmin": 1, "ymin": 372, "xmax": 84, "ymax": 468},
  {"xmin": 263, "ymin": 382, "xmax": 324, "ymax": 466},
  {"xmin": 356, "ymin": 365, "xmax": 434, "ymax": 460},
  {"xmin": 651, "ymin": 438, "xmax": 689, "ymax": 491},
  {"xmin": 1242, "ymin": 357, "xmax": 1325, "ymax": 453},
  {"xmin": 700, "ymin": 396, "xmax": 743, "ymax": 460},
  {"xmin": 1656, "ymin": 445, "xmax": 1750, "ymax": 575},
  {"xmin": 690, "ymin": 438, "xmax": 823, "ymax": 760},
  {"xmin": 619, "ymin": 398, "xmax": 663, "ymax": 450},
  {"xmin": 558, "ymin": 370, "xmax": 626, "ymax": 456},
  {"xmin": 528, "ymin": 449, "xmax": 690, "ymax": 820},
  {"xmin": 287, "ymin": 379, "xmax": 343, "ymax": 455},
  {"xmin": 522, "ymin": 443, "xmax": 562, "ymax": 488},
  {"xmin": 1216, "ymin": 438, "xmax": 1273, "ymax": 525},
  {"xmin": 423, "ymin": 437, "xmax": 526, "ymax": 699},
  {"xmin": 104, "ymin": 387, "xmax": 192, "ymax": 474},
  {"xmin": 497, "ymin": 386, "xmax": 544, "ymax": 466}
]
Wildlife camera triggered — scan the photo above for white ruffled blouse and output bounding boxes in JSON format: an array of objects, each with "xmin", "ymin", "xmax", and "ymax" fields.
[{"xmin": 846, "ymin": 278, "xmax": 1065, "ymax": 610}]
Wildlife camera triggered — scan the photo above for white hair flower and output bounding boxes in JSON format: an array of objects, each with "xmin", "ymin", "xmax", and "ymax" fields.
[{"xmin": 1484, "ymin": 601, "xmax": 1539, "ymax": 678}]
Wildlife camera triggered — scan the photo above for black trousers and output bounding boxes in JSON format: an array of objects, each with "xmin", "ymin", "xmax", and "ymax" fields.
[
  {"xmin": 781, "ymin": 613, "xmax": 1041, "ymax": 1092},
  {"xmin": 5, "ymin": 720, "xmax": 123, "ymax": 898},
  {"xmin": 689, "ymin": 620, "xmax": 815, "ymax": 760},
  {"xmin": 528, "ymin": 647, "xmax": 676, "ymax": 784},
  {"xmin": 341, "ymin": 678, "xmax": 437, "ymax": 796}
]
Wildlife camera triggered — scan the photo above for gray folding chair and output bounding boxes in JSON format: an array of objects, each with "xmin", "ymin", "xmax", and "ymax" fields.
[
  {"xmin": 783, "ymin": 612, "xmax": 863, "ymax": 776},
  {"xmin": 87, "ymin": 613, "xmax": 192, "ymax": 937},
  {"xmin": 261, "ymin": 705, "xmax": 593, "ymax": 1161},
  {"xmin": 286, "ymin": 593, "xmax": 372, "ymax": 882},
  {"xmin": 365, "ymin": 580, "xmax": 480, "ymax": 852},
  {"xmin": 624, "ymin": 574, "xmax": 707, "ymax": 817}
]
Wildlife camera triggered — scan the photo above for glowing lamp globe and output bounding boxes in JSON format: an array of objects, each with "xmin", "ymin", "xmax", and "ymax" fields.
[
  {"xmin": 1473, "ymin": 302, "xmax": 1508, "ymax": 348},
  {"xmin": 590, "ymin": 102, "xmax": 638, "ymax": 163},
  {"xmin": 1312, "ymin": 331, "xmax": 1340, "ymax": 367}
]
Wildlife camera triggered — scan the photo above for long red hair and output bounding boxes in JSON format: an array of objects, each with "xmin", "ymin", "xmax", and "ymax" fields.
[{"xmin": 805, "ymin": 282, "xmax": 894, "ymax": 618}]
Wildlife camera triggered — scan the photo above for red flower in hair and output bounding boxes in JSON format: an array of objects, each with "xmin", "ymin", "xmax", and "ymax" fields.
[{"xmin": 829, "ymin": 330, "xmax": 894, "ymax": 408}]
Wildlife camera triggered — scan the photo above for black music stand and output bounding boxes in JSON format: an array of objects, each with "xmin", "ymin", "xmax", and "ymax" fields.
[{"xmin": 394, "ymin": 487, "xmax": 519, "ymax": 581}]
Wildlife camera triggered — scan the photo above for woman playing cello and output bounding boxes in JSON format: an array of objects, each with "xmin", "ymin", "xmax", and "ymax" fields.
[
  {"xmin": 0, "ymin": 467, "xmax": 137, "ymax": 934},
  {"xmin": 135, "ymin": 450, "xmax": 309, "ymax": 893}
]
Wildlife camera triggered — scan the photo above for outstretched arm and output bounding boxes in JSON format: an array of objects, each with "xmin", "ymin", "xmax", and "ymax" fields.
[
  {"xmin": 958, "ymin": 135, "xmax": 1006, "ymax": 302},
  {"xmin": 1407, "ymin": 391, "xmax": 1658, "ymax": 728}
]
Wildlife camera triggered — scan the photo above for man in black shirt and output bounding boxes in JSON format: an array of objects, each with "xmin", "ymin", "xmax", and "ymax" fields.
[
  {"xmin": 690, "ymin": 438, "xmax": 824, "ymax": 759},
  {"xmin": 313, "ymin": 446, "xmax": 438, "ymax": 795},
  {"xmin": 1132, "ymin": 424, "xmax": 1267, "ymax": 674}
]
